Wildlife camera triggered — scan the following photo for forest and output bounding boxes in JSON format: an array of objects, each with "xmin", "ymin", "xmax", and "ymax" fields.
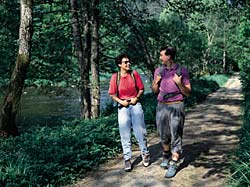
[{"xmin": 0, "ymin": 0, "xmax": 249, "ymax": 186}]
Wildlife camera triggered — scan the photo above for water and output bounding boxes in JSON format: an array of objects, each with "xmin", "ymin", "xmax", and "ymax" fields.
[
  {"xmin": 18, "ymin": 87, "xmax": 113, "ymax": 127},
  {"xmin": 0, "ymin": 73, "xmax": 151, "ymax": 128}
]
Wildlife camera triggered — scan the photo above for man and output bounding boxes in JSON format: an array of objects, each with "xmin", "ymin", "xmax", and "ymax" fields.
[
  {"xmin": 109, "ymin": 53, "xmax": 150, "ymax": 172},
  {"xmin": 152, "ymin": 46, "xmax": 191, "ymax": 178}
]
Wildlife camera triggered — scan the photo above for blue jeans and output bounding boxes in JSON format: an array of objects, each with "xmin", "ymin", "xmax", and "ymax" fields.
[{"xmin": 118, "ymin": 102, "xmax": 149, "ymax": 160}]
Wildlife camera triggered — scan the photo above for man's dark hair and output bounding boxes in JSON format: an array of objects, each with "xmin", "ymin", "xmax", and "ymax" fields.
[
  {"xmin": 160, "ymin": 46, "xmax": 177, "ymax": 60},
  {"xmin": 115, "ymin": 53, "xmax": 130, "ymax": 67}
]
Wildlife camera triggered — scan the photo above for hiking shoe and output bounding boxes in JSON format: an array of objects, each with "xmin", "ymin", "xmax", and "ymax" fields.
[
  {"xmin": 165, "ymin": 160, "xmax": 177, "ymax": 178},
  {"xmin": 142, "ymin": 154, "xmax": 150, "ymax": 167},
  {"xmin": 124, "ymin": 159, "xmax": 132, "ymax": 172},
  {"xmin": 160, "ymin": 158, "xmax": 170, "ymax": 169},
  {"xmin": 160, "ymin": 151, "xmax": 171, "ymax": 169}
]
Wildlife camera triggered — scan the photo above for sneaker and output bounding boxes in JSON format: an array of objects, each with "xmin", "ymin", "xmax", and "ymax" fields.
[
  {"xmin": 165, "ymin": 160, "xmax": 177, "ymax": 178},
  {"xmin": 160, "ymin": 151, "xmax": 171, "ymax": 169},
  {"xmin": 160, "ymin": 158, "xmax": 170, "ymax": 169},
  {"xmin": 124, "ymin": 159, "xmax": 132, "ymax": 172},
  {"xmin": 142, "ymin": 154, "xmax": 150, "ymax": 167}
]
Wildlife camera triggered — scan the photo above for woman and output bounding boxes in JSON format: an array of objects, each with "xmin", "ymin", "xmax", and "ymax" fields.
[{"xmin": 108, "ymin": 53, "xmax": 150, "ymax": 172}]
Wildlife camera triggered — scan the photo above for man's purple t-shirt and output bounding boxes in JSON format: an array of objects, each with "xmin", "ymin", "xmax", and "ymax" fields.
[{"xmin": 154, "ymin": 64, "xmax": 190, "ymax": 102}]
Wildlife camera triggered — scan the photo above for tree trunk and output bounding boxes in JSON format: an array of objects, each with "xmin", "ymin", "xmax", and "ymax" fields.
[
  {"xmin": 70, "ymin": 0, "xmax": 91, "ymax": 119},
  {"xmin": 222, "ymin": 23, "xmax": 227, "ymax": 73},
  {"xmin": 203, "ymin": 17, "xmax": 217, "ymax": 74},
  {"xmin": 0, "ymin": 0, "xmax": 33, "ymax": 137},
  {"xmin": 202, "ymin": 47, "xmax": 210, "ymax": 74},
  {"xmin": 90, "ymin": 0, "xmax": 100, "ymax": 118}
]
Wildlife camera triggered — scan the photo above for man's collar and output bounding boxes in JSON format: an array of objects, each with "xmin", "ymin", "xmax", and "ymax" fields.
[{"xmin": 163, "ymin": 63, "xmax": 177, "ymax": 70}]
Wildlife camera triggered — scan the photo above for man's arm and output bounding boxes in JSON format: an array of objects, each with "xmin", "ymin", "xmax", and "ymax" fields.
[{"xmin": 177, "ymin": 83, "xmax": 191, "ymax": 96}]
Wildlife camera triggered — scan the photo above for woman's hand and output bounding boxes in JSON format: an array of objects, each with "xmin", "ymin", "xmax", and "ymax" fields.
[
  {"xmin": 129, "ymin": 97, "xmax": 138, "ymax": 105},
  {"xmin": 120, "ymin": 100, "xmax": 130, "ymax": 107}
]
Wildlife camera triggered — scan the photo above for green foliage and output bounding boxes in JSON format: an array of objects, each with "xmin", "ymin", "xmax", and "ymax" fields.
[
  {"xmin": 203, "ymin": 74, "xmax": 231, "ymax": 87},
  {"xmin": 229, "ymin": 112, "xmax": 250, "ymax": 186},
  {"xmin": 141, "ymin": 93, "xmax": 157, "ymax": 127},
  {"xmin": 0, "ymin": 0, "xmax": 242, "ymax": 88},
  {"xmin": 229, "ymin": 6, "xmax": 250, "ymax": 187},
  {"xmin": 0, "ymin": 116, "xmax": 121, "ymax": 186},
  {"xmin": 29, "ymin": 1, "xmax": 78, "ymax": 86},
  {"xmin": 238, "ymin": 15, "xmax": 250, "ymax": 92},
  {"xmin": 0, "ymin": 0, "xmax": 19, "ymax": 80},
  {"xmin": 186, "ymin": 74, "xmax": 229, "ymax": 107}
]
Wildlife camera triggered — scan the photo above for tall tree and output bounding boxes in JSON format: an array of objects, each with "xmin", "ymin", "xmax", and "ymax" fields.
[
  {"xmin": 90, "ymin": 0, "xmax": 100, "ymax": 118},
  {"xmin": 70, "ymin": 0, "xmax": 91, "ymax": 118},
  {"xmin": 70, "ymin": 0, "xmax": 100, "ymax": 119},
  {"xmin": 0, "ymin": 0, "xmax": 33, "ymax": 136}
]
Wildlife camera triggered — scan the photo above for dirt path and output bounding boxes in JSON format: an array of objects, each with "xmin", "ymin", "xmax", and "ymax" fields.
[{"xmin": 69, "ymin": 74, "xmax": 242, "ymax": 187}]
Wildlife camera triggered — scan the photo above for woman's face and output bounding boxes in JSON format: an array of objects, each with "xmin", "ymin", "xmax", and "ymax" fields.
[{"xmin": 119, "ymin": 57, "xmax": 131, "ymax": 71}]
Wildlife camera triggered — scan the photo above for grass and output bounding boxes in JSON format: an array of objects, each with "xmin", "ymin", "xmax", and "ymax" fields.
[
  {"xmin": 229, "ymin": 93, "xmax": 250, "ymax": 187},
  {"xmin": 203, "ymin": 74, "xmax": 231, "ymax": 87}
]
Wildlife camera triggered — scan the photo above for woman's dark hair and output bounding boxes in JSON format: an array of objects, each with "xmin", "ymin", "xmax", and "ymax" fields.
[
  {"xmin": 160, "ymin": 46, "xmax": 177, "ymax": 60},
  {"xmin": 115, "ymin": 53, "xmax": 130, "ymax": 67}
]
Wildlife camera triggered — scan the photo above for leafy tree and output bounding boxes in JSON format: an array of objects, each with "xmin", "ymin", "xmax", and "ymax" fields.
[
  {"xmin": 29, "ymin": 0, "xmax": 75, "ymax": 86},
  {"xmin": 99, "ymin": 0, "xmax": 166, "ymax": 77},
  {"xmin": 0, "ymin": 0, "xmax": 33, "ymax": 136},
  {"xmin": 0, "ymin": 0, "xmax": 19, "ymax": 82}
]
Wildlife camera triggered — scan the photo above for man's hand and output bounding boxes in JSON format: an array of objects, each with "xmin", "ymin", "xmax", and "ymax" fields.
[
  {"xmin": 152, "ymin": 75, "xmax": 162, "ymax": 94},
  {"xmin": 155, "ymin": 75, "xmax": 162, "ymax": 84},
  {"xmin": 173, "ymin": 74, "xmax": 182, "ymax": 86},
  {"xmin": 173, "ymin": 74, "xmax": 191, "ymax": 97}
]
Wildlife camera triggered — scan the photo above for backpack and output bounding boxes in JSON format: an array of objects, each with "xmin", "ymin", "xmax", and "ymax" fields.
[
  {"xmin": 116, "ymin": 70, "xmax": 137, "ymax": 97},
  {"xmin": 158, "ymin": 64, "xmax": 183, "ymax": 100}
]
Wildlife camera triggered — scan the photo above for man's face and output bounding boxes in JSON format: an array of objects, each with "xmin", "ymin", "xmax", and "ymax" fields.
[
  {"xmin": 160, "ymin": 50, "xmax": 170, "ymax": 64},
  {"xmin": 119, "ymin": 57, "xmax": 131, "ymax": 71}
]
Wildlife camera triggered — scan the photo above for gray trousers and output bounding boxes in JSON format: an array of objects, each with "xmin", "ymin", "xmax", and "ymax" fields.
[{"xmin": 156, "ymin": 102, "xmax": 185, "ymax": 154}]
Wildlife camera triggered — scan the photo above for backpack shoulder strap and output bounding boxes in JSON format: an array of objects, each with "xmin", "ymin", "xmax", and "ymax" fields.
[
  {"xmin": 159, "ymin": 66, "xmax": 164, "ymax": 77},
  {"xmin": 130, "ymin": 70, "xmax": 138, "ymax": 91},
  {"xmin": 155, "ymin": 66, "xmax": 164, "ymax": 92},
  {"xmin": 130, "ymin": 70, "xmax": 135, "ymax": 82},
  {"xmin": 176, "ymin": 65, "xmax": 182, "ymax": 77},
  {"xmin": 116, "ymin": 72, "xmax": 120, "ymax": 96}
]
